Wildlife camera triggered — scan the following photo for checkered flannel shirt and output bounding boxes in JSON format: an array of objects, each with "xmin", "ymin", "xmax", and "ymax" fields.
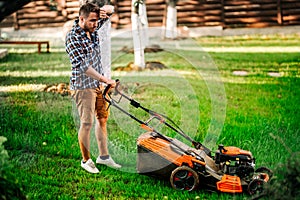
[{"xmin": 65, "ymin": 18, "xmax": 107, "ymax": 90}]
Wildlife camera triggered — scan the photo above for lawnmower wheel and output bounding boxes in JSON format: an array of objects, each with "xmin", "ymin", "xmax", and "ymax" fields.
[
  {"xmin": 255, "ymin": 166, "xmax": 273, "ymax": 179},
  {"xmin": 170, "ymin": 166, "xmax": 199, "ymax": 191},
  {"xmin": 247, "ymin": 178, "xmax": 265, "ymax": 195}
]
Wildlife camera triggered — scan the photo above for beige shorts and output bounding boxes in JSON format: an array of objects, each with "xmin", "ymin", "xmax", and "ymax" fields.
[{"xmin": 72, "ymin": 87, "xmax": 109, "ymax": 124}]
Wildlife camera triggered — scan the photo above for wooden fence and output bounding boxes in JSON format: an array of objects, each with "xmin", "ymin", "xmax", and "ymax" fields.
[{"xmin": 1, "ymin": 0, "xmax": 300, "ymax": 29}]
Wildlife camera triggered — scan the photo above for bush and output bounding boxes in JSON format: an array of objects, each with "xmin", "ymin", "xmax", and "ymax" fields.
[
  {"xmin": 0, "ymin": 136, "xmax": 26, "ymax": 200},
  {"xmin": 0, "ymin": 137, "xmax": 9, "ymax": 174},
  {"xmin": 265, "ymin": 152, "xmax": 300, "ymax": 200}
]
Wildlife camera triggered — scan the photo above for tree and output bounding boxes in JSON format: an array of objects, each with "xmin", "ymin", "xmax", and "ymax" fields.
[
  {"xmin": 164, "ymin": 0, "xmax": 178, "ymax": 39},
  {"xmin": 131, "ymin": 0, "xmax": 149, "ymax": 68}
]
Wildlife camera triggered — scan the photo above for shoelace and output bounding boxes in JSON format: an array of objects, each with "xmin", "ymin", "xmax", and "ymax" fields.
[{"xmin": 87, "ymin": 160, "xmax": 96, "ymax": 168}]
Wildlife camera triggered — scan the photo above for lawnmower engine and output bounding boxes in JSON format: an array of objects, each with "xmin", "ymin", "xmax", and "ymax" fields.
[{"xmin": 214, "ymin": 144, "xmax": 255, "ymax": 180}]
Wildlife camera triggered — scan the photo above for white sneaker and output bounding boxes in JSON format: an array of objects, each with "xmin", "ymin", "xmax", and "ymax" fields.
[
  {"xmin": 81, "ymin": 159, "xmax": 99, "ymax": 174},
  {"xmin": 96, "ymin": 156, "xmax": 121, "ymax": 169}
]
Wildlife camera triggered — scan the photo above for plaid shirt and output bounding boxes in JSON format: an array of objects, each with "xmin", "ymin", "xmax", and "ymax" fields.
[{"xmin": 65, "ymin": 19, "xmax": 107, "ymax": 90}]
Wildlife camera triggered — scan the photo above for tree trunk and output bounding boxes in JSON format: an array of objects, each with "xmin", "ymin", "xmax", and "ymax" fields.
[
  {"xmin": 131, "ymin": 0, "xmax": 149, "ymax": 68},
  {"xmin": 165, "ymin": 0, "xmax": 177, "ymax": 39},
  {"xmin": 99, "ymin": 19, "xmax": 112, "ymax": 79}
]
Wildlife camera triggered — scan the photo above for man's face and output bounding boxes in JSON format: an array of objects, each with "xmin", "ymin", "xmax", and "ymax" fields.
[{"xmin": 80, "ymin": 12, "xmax": 99, "ymax": 33}]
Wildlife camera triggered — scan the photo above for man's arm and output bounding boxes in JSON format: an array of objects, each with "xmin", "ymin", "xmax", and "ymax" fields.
[
  {"xmin": 66, "ymin": 33, "xmax": 115, "ymax": 86},
  {"xmin": 85, "ymin": 67, "xmax": 116, "ymax": 87},
  {"xmin": 97, "ymin": 7, "xmax": 113, "ymax": 29}
]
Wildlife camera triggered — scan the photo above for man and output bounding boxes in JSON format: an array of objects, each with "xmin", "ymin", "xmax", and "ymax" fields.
[{"xmin": 65, "ymin": 2, "xmax": 121, "ymax": 174}]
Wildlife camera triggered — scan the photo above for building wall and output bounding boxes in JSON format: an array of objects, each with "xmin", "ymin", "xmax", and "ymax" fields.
[{"xmin": 1, "ymin": 0, "xmax": 299, "ymax": 29}]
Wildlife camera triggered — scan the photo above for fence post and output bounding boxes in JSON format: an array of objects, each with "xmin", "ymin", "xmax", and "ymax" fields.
[
  {"xmin": 277, "ymin": 0, "xmax": 283, "ymax": 25},
  {"xmin": 13, "ymin": 12, "xmax": 19, "ymax": 30}
]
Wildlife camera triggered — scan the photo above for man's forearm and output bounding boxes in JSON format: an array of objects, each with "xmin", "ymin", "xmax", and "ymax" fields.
[{"xmin": 85, "ymin": 66, "xmax": 109, "ymax": 84}]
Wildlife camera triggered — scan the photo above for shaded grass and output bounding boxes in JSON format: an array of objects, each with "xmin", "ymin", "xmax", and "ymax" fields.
[{"xmin": 0, "ymin": 52, "xmax": 70, "ymax": 72}]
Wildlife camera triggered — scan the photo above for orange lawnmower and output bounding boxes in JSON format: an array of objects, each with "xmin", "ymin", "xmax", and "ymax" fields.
[{"xmin": 103, "ymin": 81, "xmax": 272, "ymax": 196}]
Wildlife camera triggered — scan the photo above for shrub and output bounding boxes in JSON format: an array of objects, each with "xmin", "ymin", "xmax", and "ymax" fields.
[
  {"xmin": 265, "ymin": 152, "xmax": 300, "ymax": 200},
  {"xmin": 0, "ymin": 136, "xmax": 26, "ymax": 200}
]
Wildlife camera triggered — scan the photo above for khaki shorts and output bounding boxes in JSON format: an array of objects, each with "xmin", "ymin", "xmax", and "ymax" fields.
[{"xmin": 72, "ymin": 87, "xmax": 109, "ymax": 124}]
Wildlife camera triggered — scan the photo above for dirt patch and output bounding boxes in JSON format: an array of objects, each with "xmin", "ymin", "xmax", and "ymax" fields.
[
  {"xmin": 43, "ymin": 83, "xmax": 70, "ymax": 96},
  {"xmin": 120, "ymin": 44, "xmax": 163, "ymax": 54},
  {"xmin": 114, "ymin": 61, "xmax": 167, "ymax": 72}
]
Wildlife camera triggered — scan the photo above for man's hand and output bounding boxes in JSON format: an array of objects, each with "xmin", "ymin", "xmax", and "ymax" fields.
[
  {"xmin": 99, "ymin": 8, "xmax": 109, "ymax": 19},
  {"xmin": 101, "ymin": 5, "xmax": 114, "ymax": 15},
  {"xmin": 106, "ymin": 79, "xmax": 116, "ymax": 88}
]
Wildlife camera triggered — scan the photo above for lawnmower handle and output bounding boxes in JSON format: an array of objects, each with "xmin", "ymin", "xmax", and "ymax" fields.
[{"xmin": 103, "ymin": 79, "xmax": 119, "ymax": 103}]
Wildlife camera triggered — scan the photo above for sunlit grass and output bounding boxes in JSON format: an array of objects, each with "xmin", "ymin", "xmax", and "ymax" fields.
[
  {"xmin": 196, "ymin": 33, "xmax": 300, "ymax": 47},
  {"xmin": 0, "ymin": 84, "xmax": 47, "ymax": 92}
]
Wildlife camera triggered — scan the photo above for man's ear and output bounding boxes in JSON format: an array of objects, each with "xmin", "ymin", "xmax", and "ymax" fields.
[{"xmin": 79, "ymin": 15, "xmax": 84, "ymax": 23}]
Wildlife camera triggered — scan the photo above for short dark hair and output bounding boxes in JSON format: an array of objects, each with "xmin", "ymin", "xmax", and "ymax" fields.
[
  {"xmin": 79, "ymin": 0, "xmax": 107, "ymax": 7},
  {"xmin": 79, "ymin": 3, "xmax": 100, "ymax": 18}
]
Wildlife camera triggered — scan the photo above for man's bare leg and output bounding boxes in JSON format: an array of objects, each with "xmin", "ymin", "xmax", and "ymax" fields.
[
  {"xmin": 95, "ymin": 117, "xmax": 108, "ymax": 156},
  {"xmin": 78, "ymin": 122, "xmax": 93, "ymax": 161},
  {"xmin": 95, "ymin": 117, "xmax": 121, "ymax": 168},
  {"xmin": 79, "ymin": 122, "xmax": 99, "ymax": 173}
]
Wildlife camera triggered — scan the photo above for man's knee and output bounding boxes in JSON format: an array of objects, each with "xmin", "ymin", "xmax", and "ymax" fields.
[
  {"xmin": 80, "ymin": 122, "xmax": 93, "ymax": 131},
  {"xmin": 98, "ymin": 117, "xmax": 108, "ymax": 126}
]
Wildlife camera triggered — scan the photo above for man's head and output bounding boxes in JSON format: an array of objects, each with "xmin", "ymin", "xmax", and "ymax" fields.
[{"xmin": 79, "ymin": 3, "xmax": 100, "ymax": 33}]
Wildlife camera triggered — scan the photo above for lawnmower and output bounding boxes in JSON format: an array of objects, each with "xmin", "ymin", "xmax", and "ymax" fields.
[{"xmin": 103, "ymin": 80, "xmax": 272, "ymax": 196}]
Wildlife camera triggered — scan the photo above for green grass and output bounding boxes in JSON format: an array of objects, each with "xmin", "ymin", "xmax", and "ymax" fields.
[{"xmin": 0, "ymin": 34, "xmax": 299, "ymax": 199}]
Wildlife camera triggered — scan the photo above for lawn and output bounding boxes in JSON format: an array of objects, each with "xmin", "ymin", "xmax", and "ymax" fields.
[{"xmin": 0, "ymin": 34, "xmax": 299, "ymax": 200}]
